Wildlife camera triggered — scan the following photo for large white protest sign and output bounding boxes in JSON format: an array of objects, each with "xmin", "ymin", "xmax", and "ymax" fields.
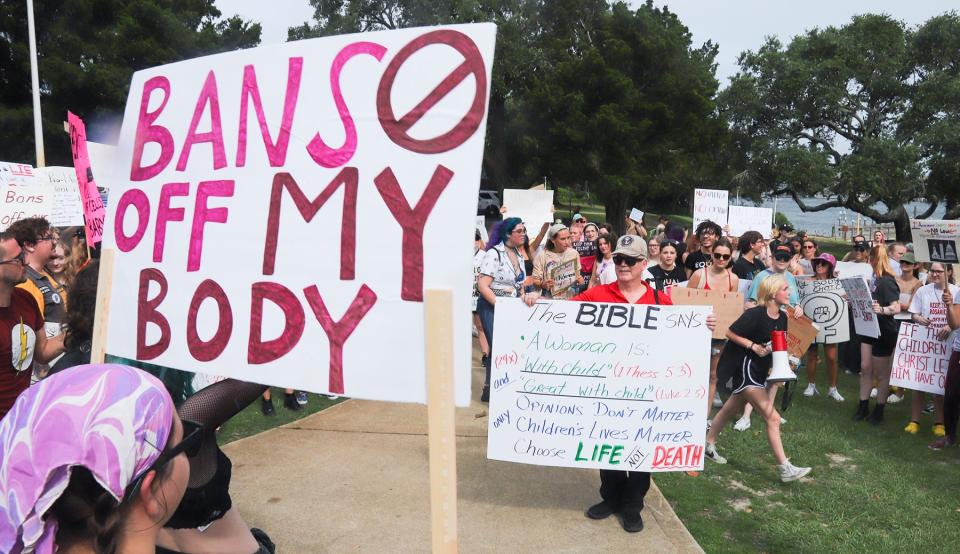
[
  {"xmin": 890, "ymin": 323, "xmax": 951, "ymax": 394},
  {"xmin": 835, "ymin": 261, "xmax": 872, "ymax": 284},
  {"xmin": 798, "ymin": 279, "xmax": 850, "ymax": 344},
  {"xmin": 476, "ymin": 216, "xmax": 488, "ymax": 244},
  {"xmin": 36, "ymin": 166, "xmax": 85, "ymax": 227},
  {"xmin": 727, "ymin": 205, "xmax": 772, "ymax": 238},
  {"xmin": 486, "ymin": 299, "xmax": 711, "ymax": 472},
  {"xmin": 503, "ymin": 189, "xmax": 554, "ymax": 230},
  {"xmin": 840, "ymin": 277, "xmax": 880, "ymax": 338},
  {"xmin": 100, "ymin": 24, "xmax": 497, "ymax": 406},
  {"xmin": 0, "ymin": 163, "xmax": 53, "ymax": 231},
  {"xmin": 86, "ymin": 141, "xmax": 116, "ymax": 209},
  {"xmin": 693, "ymin": 188, "xmax": 727, "ymax": 230},
  {"xmin": 911, "ymin": 219, "xmax": 960, "ymax": 264}
]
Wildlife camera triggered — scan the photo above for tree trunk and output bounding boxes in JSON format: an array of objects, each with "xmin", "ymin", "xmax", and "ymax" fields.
[
  {"xmin": 604, "ymin": 195, "xmax": 629, "ymax": 235},
  {"xmin": 893, "ymin": 209, "xmax": 911, "ymax": 243},
  {"xmin": 482, "ymin": 93, "xmax": 511, "ymax": 194}
]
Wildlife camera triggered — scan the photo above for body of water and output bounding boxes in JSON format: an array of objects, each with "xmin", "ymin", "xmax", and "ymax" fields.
[{"xmin": 731, "ymin": 196, "xmax": 948, "ymax": 237}]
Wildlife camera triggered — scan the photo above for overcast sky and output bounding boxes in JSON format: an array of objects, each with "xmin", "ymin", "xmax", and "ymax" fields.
[{"xmin": 217, "ymin": 0, "xmax": 955, "ymax": 86}]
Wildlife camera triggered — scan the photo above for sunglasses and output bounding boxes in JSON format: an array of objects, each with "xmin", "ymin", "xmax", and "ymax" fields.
[
  {"xmin": 803, "ymin": 245, "xmax": 816, "ymax": 250},
  {"xmin": 613, "ymin": 255, "xmax": 644, "ymax": 266},
  {"xmin": 774, "ymin": 255, "xmax": 792, "ymax": 262},
  {"xmin": 712, "ymin": 253, "xmax": 732, "ymax": 261},
  {"xmin": 0, "ymin": 251, "xmax": 25, "ymax": 265},
  {"xmin": 122, "ymin": 419, "xmax": 203, "ymax": 504}
]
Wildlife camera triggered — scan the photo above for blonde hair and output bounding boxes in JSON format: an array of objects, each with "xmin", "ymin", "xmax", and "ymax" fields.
[
  {"xmin": 757, "ymin": 273, "xmax": 788, "ymax": 304},
  {"xmin": 869, "ymin": 245, "xmax": 896, "ymax": 279}
]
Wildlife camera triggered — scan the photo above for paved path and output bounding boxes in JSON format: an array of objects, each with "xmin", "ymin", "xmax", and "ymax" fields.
[{"xmin": 223, "ymin": 349, "xmax": 703, "ymax": 553}]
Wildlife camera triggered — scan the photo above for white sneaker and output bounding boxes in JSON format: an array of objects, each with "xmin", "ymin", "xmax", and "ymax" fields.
[
  {"xmin": 780, "ymin": 416, "xmax": 787, "ymax": 425},
  {"xmin": 827, "ymin": 387, "xmax": 845, "ymax": 402},
  {"xmin": 733, "ymin": 416, "xmax": 751, "ymax": 432},
  {"xmin": 803, "ymin": 383, "xmax": 818, "ymax": 397},
  {"xmin": 713, "ymin": 391, "xmax": 723, "ymax": 408},
  {"xmin": 870, "ymin": 387, "xmax": 878, "ymax": 399},
  {"xmin": 705, "ymin": 443, "xmax": 727, "ymax": 464},
  {"xmin": 778, "ymin": 460, "xmax": 811, "ymax": 482},
  {"xmin": 887, "ymin": 393, "xmax": 903, "ymax": 404},
  {"xmin": 706, "ymin": 419, "xmax": 712, "ymax": 431}
]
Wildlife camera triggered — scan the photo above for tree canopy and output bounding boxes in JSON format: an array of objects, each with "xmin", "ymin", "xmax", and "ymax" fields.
[
  {"xmin": 0, "ymin": 0, "xmax": 261, "ymax": 166},
  {"xmin": 291, "ymin": 0, "xmax": 727, "ymax": 226},
  {"xmin": 721, "ymin": 13, "xmax": 960, "ymax": 240}
]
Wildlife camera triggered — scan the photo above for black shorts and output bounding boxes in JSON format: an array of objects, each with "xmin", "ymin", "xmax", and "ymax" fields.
[{"xmin": 731, "ymin": 355, "xmax": 767, "ymax": 394}]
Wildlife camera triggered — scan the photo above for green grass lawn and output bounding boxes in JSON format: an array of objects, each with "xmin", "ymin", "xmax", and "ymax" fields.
[
  {"xmin": 656, "ymin": 363, "xmax": 960, "ymax": 553},
  {"xmin": 217, "ymin": 388, "xmax": 344, "ymax": 444}
]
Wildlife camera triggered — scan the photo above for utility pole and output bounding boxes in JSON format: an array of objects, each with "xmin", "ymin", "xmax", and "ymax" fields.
[{"xmin": 27, "ymin": 0, "xmax": 45, "ymax": 167}]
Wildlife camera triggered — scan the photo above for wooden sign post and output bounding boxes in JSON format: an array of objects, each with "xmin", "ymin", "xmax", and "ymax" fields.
[
  {"xmin": 89, "ymin": 248, "xmax": 114, "ymax": 364},
  {"xmin": 425, "ymin": 289, "xmax": 458, "ymax": 552}
]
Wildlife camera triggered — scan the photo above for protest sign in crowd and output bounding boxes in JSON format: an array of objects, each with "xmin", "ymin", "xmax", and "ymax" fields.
[{"xmin": 0, "ymin": 20, "xmax": 959, "ymax": 553}]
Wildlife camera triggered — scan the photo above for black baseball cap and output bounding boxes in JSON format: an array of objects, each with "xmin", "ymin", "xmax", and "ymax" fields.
[{"xmin": 773, "ymin": 245, "xmax": 793, "ymax": 260}]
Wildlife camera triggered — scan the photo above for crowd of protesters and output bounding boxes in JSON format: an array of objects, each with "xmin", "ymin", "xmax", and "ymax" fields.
[{"xmin": 475, "ymin": 207, "xmax": 960, "ymax": 533}]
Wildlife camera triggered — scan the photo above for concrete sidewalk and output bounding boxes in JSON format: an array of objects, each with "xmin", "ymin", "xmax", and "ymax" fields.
[{"xmin": 223, "ymin": 350, "xmax": 703, "ymax": 553}]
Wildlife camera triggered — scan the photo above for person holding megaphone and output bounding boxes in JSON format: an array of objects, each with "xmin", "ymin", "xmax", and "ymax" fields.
[{"xmin": 704, "ymin": 274, "xmax": 812, "ymax": 483}]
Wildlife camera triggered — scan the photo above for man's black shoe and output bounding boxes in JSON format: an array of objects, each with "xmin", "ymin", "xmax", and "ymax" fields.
[
  {"xmin": 261, "ymin": 397, "xmax": 276, "ymax": 416},
  {"xmin": 621, "ymin": 509, "xmax": 644, "ymax": 533},
  {"xmin": 284, "ymin": 393, "xmax": 303, "ymax": 411},
  {"xmin": 586, "ymin": 500, "xmax": 618, "ymax": 520},
  {"xmin": 480, "ymin": 385, "xmax": 490, "ymax": 403}
]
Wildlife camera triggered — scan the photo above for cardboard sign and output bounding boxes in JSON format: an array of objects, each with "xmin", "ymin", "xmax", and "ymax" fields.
[
  {"xmin": 911, "ymin": 219, "xmax": 960, "ymax": 264},
  {"xmin": 99, "ymin": 24, "xmax": 497, "ymax": 406},
  {"xmin": 0, "ymin": 163, "xmax": 53, "ymax": 231},
  {"xmin": 503, "ymin": 189, "xmax": 554, "ymax": 230},
  {"xmin": 786, "ymin": 314, "xmax": 819, "ymax": 359},
  {"xmin": 890, "ymin": 323, "xmax": 951, "ymax": 394},
  {"xmin": 693, "ymin": 188, "xmax": 727, "ymax": 230},
  {"xmin": 67, "ymin": 111, "xmax": 107, "ymax": 245},
  {"xmin": 840, "ymin": 277, "xmax": 880, "ymax": 338},
  {"xmin": 36, "ymin": 166, "xmax": 86, "ymax": 227},
  {"xmin": 670, "ymin": 287, "xmax": 744, "ymax": 339},
  {"xmin": 487, "ymin": 299, "xmax": 712, "ymax": 472},
  {"xmin": 0, "ymin": 162, "xmax": 35, "ymax": 186},
  {"xmin": 549, "ymin": 259, "xmax": 577, "ymax": 297},
  {"xmin": 727, "ymin": 205, "xmax": 772, "ymax": 238},
  {"xmin": 797, "ymin": 278, "xmax": 850, "ymax": 344},
  {"xmin": 629, "ymin": 208, "xmax": 644, "ymax": 223}
]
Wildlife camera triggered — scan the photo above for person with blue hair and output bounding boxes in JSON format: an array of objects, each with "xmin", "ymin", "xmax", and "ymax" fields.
[{"xmin": 476, "ymin": 217, "xmax": 538, "ymax": 402}]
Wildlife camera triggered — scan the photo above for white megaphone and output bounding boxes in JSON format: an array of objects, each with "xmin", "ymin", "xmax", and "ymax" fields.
[{"xmin": 767, "ymin": 330, "xmax": 797, "ymax": 382}]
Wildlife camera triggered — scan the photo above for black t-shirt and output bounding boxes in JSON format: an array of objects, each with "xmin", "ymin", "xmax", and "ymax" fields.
[
  {"xmin": 724, "ymin": 306, "xmax": 788, "ymax": 372},
  {"xmin": 732, "ymin": 255, "xmax": 766, "ymax": 281},
  {"xmin": 684, "ymin": 250, "xmax": 710, "ymax": 273},
  {"xmin": 647, "ymin": 264, "xmax": 688, "ymax": 290},
  {"xmin": 872, "ymin": 275, "xmax": 900, "ymax": 337}
]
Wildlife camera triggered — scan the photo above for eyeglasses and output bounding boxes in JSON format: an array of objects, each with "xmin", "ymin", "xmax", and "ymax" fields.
[
  {"xmin": 803, "ymin": 245, "xmax": 816, "ymax": 250},
  {"xmin": 122, "ymin": 419, "xmax": 203, "ymax": 504},
  {"xmin": 613, "ymin": 255, "xmax": 644, "ymax": 266},
  {"xmin": 929, "ymin": 269, "xmax": 945, "ymax": 274},
  {"xmin": 712, "ymin": 253, "xmax": 731, "ymax": 261},
  {"xmin": 0, "ymin": 251, "xmax": 25, "ymax": 265},
  {"xmin": 37, "ymin": 235, "xmax": 56, "ymax": 243},
  {"xmin": 700, "ymin": 230, "xmax": 717, "ymax": 237}
]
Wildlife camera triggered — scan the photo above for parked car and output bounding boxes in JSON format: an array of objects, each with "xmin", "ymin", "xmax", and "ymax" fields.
[{"xmin": 477, "ymin": 190, "xmax": 501, "ymax": 216}]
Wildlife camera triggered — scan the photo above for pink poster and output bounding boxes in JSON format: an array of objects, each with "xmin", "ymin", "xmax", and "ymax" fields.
[{"xmin": 67, "ymin": 111, "xmax": 106, "ymax": 246}]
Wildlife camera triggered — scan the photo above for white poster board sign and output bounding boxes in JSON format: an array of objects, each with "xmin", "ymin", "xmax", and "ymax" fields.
[
  {"xmin": 476, "ymin": 215, "xmax": 488, "ymax": 244},
  {"xmin": 100, "ymin": 24, "xmax": 497, "ymax": 406},
  {"xmin": 911, "ymin": 219, "xmax": 960, "ymax": 264},
  {"xmin": 629, "ymin": 208, "xmax": 644, "ymax": 223},
  {"xmin": 36, "ymin": 166, "xmax": 86, "ymax": 227},
  {"xmin": 693, "ymin": 188, "xmax": 727, "ymax": 230},
  {"xmin": 503, "ymin": 189, "xmax": 554, "ymax": 230},
  {"xmin": 890, "ymin": 323, "xmax": 951, "ymax": 394},
  {"xmin": 797, "ymin": 279, "xmax": 850, "ymax": 344},
  {"xmin": 727, "ymin": 205, "xmax": 772, "ymax": 238},
  {"xmin": 840, "ymin": 277, "xmax": 880, "ymax": 338},
  {"xmin": 835, "ymin": 261, "xmax": 873, "ymax": 284},
  {"xmin": 0, "ymin": 162, "xmax": 36, "ymax": 186},
  {"xmin": 86, "ymin": 141, "xmax": 117, "ymax": 208},
  {"xmin": 487, "ymin": 299, "xmax": 711, "ymax": 472},
  {"xmin": 0, "ymin": 164, "xmax": 54, "ymax": 231}
]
